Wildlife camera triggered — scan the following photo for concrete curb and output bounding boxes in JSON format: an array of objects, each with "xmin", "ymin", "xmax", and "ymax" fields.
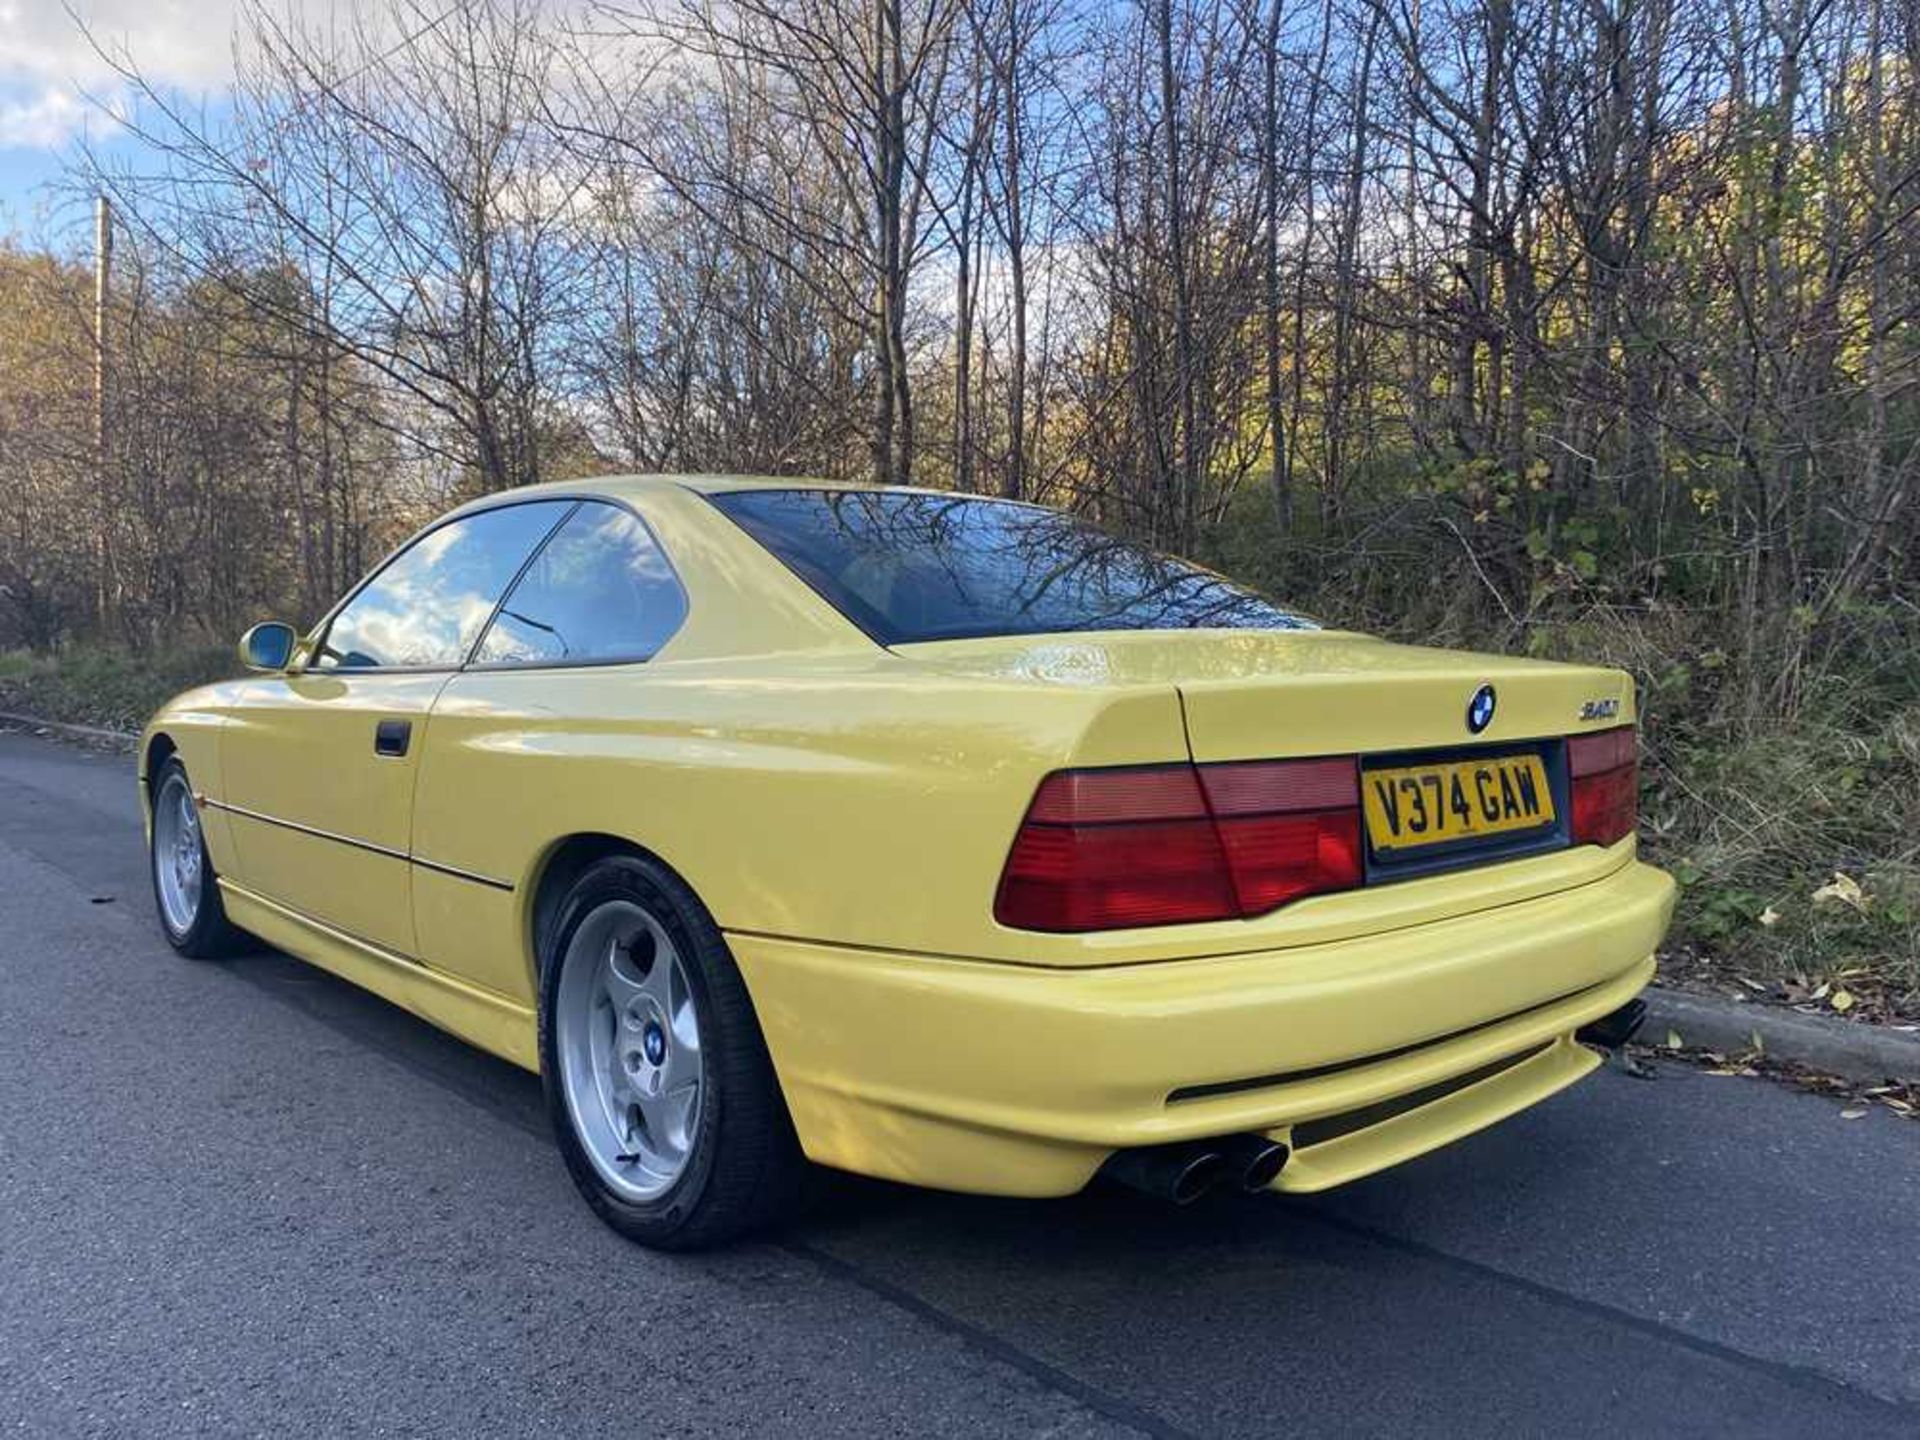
[
  {"xmin": 0, "ymin": 712, "xmax": 138, "ymax": 749},
  {"xmin": 1643, "ymin": 987, "xmax": 1920, "ymax": 1084}
]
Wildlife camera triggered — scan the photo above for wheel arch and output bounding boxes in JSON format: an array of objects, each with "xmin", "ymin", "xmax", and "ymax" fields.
[
  {"xmin": 142, "ymin": 731, "xmax": 179, "ymax": 818},
  {"xmin": 524, "ymin": 832, "xmax": 692, "ymax": 993},
  {"xmin": 520, "ymin": 831, "xmax": 800, "ymax": 1130}
]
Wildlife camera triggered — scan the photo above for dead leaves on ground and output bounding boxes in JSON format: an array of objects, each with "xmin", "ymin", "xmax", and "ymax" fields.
[
  {"xmin": 1637, "ymin": 1037, "xmax": 1919, "ymax": 1122},
  {"xmin": 1662, "ymin": 945, "xmax": 1917, "ymax": 1026}
]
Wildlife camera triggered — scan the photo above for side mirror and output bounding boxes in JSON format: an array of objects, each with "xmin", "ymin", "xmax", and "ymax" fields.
[{"xmin": 238, "ymin": 621, "xmax": 299, "ymax": 673}]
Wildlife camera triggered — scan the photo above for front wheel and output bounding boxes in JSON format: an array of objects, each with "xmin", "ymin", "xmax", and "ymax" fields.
[
  {"xmin": 148, "ymin": 757, "xmax": 244, "ymax": 958},
  {"xmin": 540, "ymin": 854, "xmax": 806, "ymax": 1250}
]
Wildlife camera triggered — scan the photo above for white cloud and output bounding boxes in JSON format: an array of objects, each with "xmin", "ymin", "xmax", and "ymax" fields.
[
  {"xmin": 0, "ymin": 2, "xmax": 612, "ymax": 154},
  {"xmin": 0, "ymin": 0, "xmax": 254, "ymax": 149},
  {"xmin": 7, "ymin": 1, "xmax": 244, "ymax": 83},
  {"xmin": 0, "ymin": 83, "xmax": 87, "ymax": 147}
]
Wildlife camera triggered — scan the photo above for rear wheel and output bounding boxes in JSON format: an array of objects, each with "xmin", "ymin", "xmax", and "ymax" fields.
[
  {"xmin": 148, "ymin": 758, "xmax": 244, "ymax": 958},
  {"xmin": 540, "ymin": 854, "xmax": 805, "ymax": 1250}
]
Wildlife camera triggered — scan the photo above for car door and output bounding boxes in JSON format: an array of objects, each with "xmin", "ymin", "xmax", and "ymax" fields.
[
  {"xmin": 410, "ymin": 499, "xmax": 691, "ymax": 1001},
  {"xmin": 216, "ymin": 499, "xmax": 576, "ymax": 957}
]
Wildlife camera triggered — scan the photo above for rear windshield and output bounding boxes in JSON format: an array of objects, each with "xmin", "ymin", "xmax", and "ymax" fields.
[{"xmin": 709, "ymin": 488, "xmax": 1315, "ymax": 645}]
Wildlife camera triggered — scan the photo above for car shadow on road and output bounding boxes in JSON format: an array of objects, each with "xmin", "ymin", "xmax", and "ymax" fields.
[
  {"xmin": 212, "ymin": 940, "xmax": 555, "ymax": 1143},
  {"xmin": 210, "ymin": 929, "xmax": 1576, "ymax": 1266}
]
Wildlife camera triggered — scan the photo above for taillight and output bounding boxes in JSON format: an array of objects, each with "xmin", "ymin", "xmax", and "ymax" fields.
[
  {"xmin": 1199, "ymin": 758, "xmax": 1362, "ymax": 914},
  {"xmin": 994, "ymin": 758, "xmax": 1362, "ymax": 932},
  {"xmin": 995, "ymin": 765, "xmax": 1238, "ymax": 931},
  {"xmin": 1569, "ymin": 726, "xmax": 1638, "ymax": 847}
]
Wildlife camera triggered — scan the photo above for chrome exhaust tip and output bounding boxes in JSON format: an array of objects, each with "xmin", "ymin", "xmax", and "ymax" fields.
[
  {"xmin": 1098, "ymin": 1142, "xmax": 1227, "ymax": 1205},
  {"xmin": 1216, "ymin": 1132, "xmax": 1290, "ymax": 1192}
]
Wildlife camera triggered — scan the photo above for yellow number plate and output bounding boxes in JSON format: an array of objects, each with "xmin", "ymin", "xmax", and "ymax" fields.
[{"xmin": 1362, "ymin": 754, "xmax": 1555, "ymax": 852}]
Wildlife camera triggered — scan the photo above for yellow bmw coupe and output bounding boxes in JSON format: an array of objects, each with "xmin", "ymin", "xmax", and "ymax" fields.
[{"xmin": 141, "ymin": 476, "xmax": 1674, "ymax": 1248}]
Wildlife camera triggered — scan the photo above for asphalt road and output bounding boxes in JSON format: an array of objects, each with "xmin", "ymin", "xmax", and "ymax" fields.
[{"xmin": 1, "ymin": 728, "xmax": 1916, "ymax": 1439}]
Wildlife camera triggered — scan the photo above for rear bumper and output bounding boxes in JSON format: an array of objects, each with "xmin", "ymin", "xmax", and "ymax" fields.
[{"xmin": 730, "ymin": 855, "xmax": 1675, "ymax": 1197}]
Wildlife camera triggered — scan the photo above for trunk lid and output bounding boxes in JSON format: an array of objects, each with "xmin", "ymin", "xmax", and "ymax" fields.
[
  {"xmin": 894, "ymin": 629, "xmax": 1633, "ymax": 760},
  {"xmin": 898, "ymin": 628, "xmax": 1639, "ymax": 957}
]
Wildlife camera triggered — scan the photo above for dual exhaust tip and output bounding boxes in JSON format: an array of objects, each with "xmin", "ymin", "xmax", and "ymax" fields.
[
  {"xmin": 1099, "ymin": 1132, "xmax": 1289, "ymax": 1205},
  {"xmin": 1105, "ymin": 1002, "xmax": 1652, "ymax": 1205},
  {"xmin": 1575, "ymin": 997, "xmax": 1649, "ymax": 1053}
]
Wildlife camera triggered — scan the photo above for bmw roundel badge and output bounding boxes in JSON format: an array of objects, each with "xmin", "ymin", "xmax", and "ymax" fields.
[{"xmin": 1466, "ymin": 683, "xmax": 1497, "ymax": 735}]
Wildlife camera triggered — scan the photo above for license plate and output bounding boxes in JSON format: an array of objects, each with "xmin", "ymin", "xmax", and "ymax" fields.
[{"xmin": 1362, "ymin": 753, "xmax": 1555, "ymax": 853}]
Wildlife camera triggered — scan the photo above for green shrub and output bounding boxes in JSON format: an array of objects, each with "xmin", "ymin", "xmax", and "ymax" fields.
[{"xmin": 0, "ymin": 644, "xmax": 235, "ymax": 732}]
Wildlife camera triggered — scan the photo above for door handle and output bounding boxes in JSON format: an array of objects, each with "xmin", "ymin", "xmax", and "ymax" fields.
[{"xmin": 374, "ymin": 718, "xmax": 412, "ymax": 757}]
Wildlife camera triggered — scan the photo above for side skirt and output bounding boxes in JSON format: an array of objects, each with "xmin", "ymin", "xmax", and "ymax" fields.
[{"xmin": 219, "ymin": 879, "xmax": 540, "ymax": 1073}]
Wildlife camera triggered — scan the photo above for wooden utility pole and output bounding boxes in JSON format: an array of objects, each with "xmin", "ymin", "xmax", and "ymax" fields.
[
  {"xmin": 94, "ymin": 194, "xmax": 113, "ymax": 628},
  {"xmin": 94, "ymin": 195, "xmax": 112, "ymax": 448}
]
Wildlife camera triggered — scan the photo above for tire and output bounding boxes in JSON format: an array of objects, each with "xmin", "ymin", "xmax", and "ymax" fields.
[
  {"xmin": 539, "ymin": 853, "xmax": 806, "ymax": 1250},
  {"xmin": 148, "ymin": 756, "xmax": 245, "ymax": 959}
]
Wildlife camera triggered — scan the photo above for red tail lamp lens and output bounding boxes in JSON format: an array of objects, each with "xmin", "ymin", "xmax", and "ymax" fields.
[
  {"xmin": 995, "ymin": 758, "xmax": 1362, "ymax": 932},
  {"xmin": 1569, "ymin": 726, "xmax": 1638, "ymax": 847},
  {"xmin": 1200, "ymin": 758, "xmax": 1362, "ymax": 914}
]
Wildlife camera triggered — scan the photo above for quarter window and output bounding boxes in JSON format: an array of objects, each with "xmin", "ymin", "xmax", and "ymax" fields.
[
  {"xmin": 315, "ymin": 501, "xmax": 573, "ymax": 670},
  {"xmin": 474, "ymin": 502, "xmax": 687, "ymax": 666}
]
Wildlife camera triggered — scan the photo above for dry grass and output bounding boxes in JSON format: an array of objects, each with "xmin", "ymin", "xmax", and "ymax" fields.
[
  {"xmin": 1472, "ymin": 605, "xmax": 1920, "ymax": 1018},
  {"xmin": 0, "ymin": 646, "xmax": 234, "ymax": 733}
]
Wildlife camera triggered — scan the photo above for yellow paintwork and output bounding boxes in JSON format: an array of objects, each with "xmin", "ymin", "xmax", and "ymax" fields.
[
  {"xmin": 730, "ymin": 865, "xmax": 1667, "ymax": 1195},
  {"xmin": 140, "ymin": 474, "xmax": 1675, "ymax": 1197},
  {"xmin": 220, "ymin": 671, "xmax": 445, "ymax": 956}
]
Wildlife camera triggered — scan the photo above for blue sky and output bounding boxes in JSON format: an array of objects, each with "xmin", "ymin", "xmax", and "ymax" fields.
[
  {"xmin": 0, "ymin": 1, "xmax": 242, "ymax": 242},
  {"xmin": 0, "ymin": 144, "xmax": 68, "ymax": 225}
]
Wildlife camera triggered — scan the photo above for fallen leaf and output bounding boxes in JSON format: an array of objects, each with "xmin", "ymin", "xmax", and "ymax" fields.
[
  {"xmin": 1666, "ymin": 1029, "xmax": 1683, "ymax": 1050},
  {"xmin": 1758, "ymin": 906, "xmax": 1781, "ymax": 927},
  {"xmin": 1839, "ymin": 1108, "xmax": 1868, "ymax": 1120},
  {"xmin": 1831, "ymin": 989, "xmax": 1855, "ymax": 1013},
  {"xmin": 1810, "ymin": 872, "xmax": 1869, "ymax": 912}
]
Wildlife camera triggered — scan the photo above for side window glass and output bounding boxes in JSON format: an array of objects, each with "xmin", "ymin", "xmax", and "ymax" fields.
[
  {"xmin": 475, "ymin": 502, "xmax": 688, "ymax": 666},
  {"xmin": 316, "ymin": 502, "xmax": 573, "ymax": 670}
]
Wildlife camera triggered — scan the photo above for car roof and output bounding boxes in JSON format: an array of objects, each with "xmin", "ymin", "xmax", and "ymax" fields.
[
  {"xmin": 466, "ymin": 473, "xmax": 986, "ymax": 506},
  {"xmin": 665, "ymin": 474, "xmax": 889, "ymax": 496}
]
